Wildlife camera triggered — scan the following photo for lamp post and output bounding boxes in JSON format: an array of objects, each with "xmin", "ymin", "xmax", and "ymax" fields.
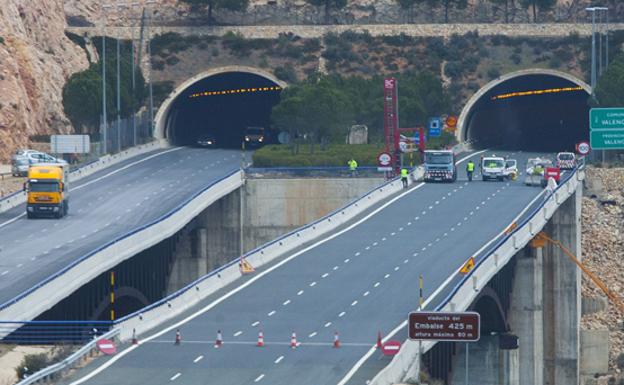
[
  {"xmin": 146, "ymin": 0, "xmax": 157, "ymax": 137},
  {"xmin": 101, "ymin": 6, "xmax": 109, "ymax": 155},
  {"xmin": 586, "ymin": 7, "xmax": 608, "ymax": 97}
]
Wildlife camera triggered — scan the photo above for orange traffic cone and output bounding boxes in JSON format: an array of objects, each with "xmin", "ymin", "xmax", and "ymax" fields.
[
  {"xmin": 257, "ymin": 331, "xmax": 265, "ymax": 347},
  {"xmin": 175, "ymin": 329, "xmax": 181, "ymax": 345},
  {"xmin": 215, "ymin": 330, "xmax": 223, "ymax": 348},
  {"xmin": 376, "ymin": 331, "xmax": 382, "ymax": 349},
  {"xmin": 131, "ymin": 328, "xmax": 138, "ymax": 345},
  {"xmin": 333, "ymin": 332, "xmax": 341, "ymax": 348},
  {"xmin": 290, "ymin": 332, "xmax": 297, "ymax": 349}
]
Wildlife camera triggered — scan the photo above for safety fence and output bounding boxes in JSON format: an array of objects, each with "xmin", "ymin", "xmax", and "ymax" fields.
[
  {"xmin": 368, "ymin": 164, "xmax": 584, "ymax": 385},
  {"xmin": 0, "ymin": 321, "xmax": 113, "ymax": 345},
  {"xmin": 13, "ymin": 328, "xmax": 120, "ymax": 385}
]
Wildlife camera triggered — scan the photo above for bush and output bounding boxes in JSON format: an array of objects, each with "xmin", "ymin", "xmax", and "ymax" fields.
[
  {"xmin": 284, "ymin": 44, "xmax": 303, "ymax": 59},
  {"xmin": 16, "ymin": 353, "xmax": 48, "ymax": 378},
  {"xmin": 165, "ymin": 56, "xmax": 180, "ymax": 66},
  {"xmin": 252, "ymin": 144, "xmax": 386, "ymax": 167},
  {"xmin": 487, "ymin": 67, "xmax": 501, "ymax": 79},
  {"xmin": 510, "ymin": 53, "xmax": 522, "ymax": 65},
  {"xmin": 616, "ymin": 352, "xmax": 624, "ymax": 369},
  {"xmin": 274, "ymin": 65, "xmax": 298, "ymax": 83},
  {"xmin": 151, "ymin": 32, "xmax": 197, "ymax": 56},
  {"xmin": 548, "ymin": 56, "xmax": 562, "ymax": 69},
  {"xmin": 302, "ymin": 38, "xmax": 321, "ymax": 53},
  {"xmin": 152, "ymin": 60, "xmax": 165, "ymax": 71}
]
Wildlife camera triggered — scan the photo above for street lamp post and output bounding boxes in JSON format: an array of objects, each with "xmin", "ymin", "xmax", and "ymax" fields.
[
  {"xmin": 587, "ymin": 6, "xmax": 609, "ymax": 95},
  {"xmin": 101, "ymin": 13, "xmax": 108, "ymax": 155}
]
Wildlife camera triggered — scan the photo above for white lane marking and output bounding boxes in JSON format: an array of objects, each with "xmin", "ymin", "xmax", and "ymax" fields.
[
  {"xmin": 309, "ymin": 332, "xmax": 317, "ymax": 338},
  {"xmin": 283, "ymin": 300, "xmax": 291, "ymax": 306},
  {"xmin": 413, "ymin": 252, "xmax": 418, "ymax": 257},
  {"xmin": 338, "ymin": 312, "xmax": 346, "ymax": 317},
  {"xmin": 407, "ymin": 222, "xmax": 412, "ymax": 226},
  {"xmin": 321, "ymin": 273, "xmax": 329, "ymax": 278},
  {"xmin": 336, "ymin": 149, "xmax": 490, "ymax": 385},
  {"xmin": 309, "ymin": 281, "xmax": 317, "ymax": 287},
  {"xmin": 194, "ymin": 355, "xmax": 203, "ymax": 363},
  {"xmin": 390, "ymin": 232, "xmax": 396, "ymax": 236},
  {"xmin": 254, "ymin": 374, "xmax": 265, "ymax": 383},
  {"xmin": 17, "ymin": 264, "xmax": 23, "ymax": 268},
  {"xmin": 372, "ymin": 242, "xmax": 378, "ymax": 246},
  {"xmin": 351, "ymin": 300, "xmax": 358, "ymax": 306},
  {"xmin": 435, "ymin": 201, "xmax": 439, "ymax": 205},
  {"xmin": 435, "ymin": 238, "xmax": 440, "ymax": 242},
  {"xmin": 252, "ymin": 321, "xmax": 260, "ymax": 327},
  {"xmin": 126, "ymin": 208, "xmax": 131, "ymax": 213},
  {"xmin": 325, "ymin": 322, "xmax": 332, "ymax": 328},
  {"xmin": 170, "ymin": 373, "xmax": 181, "ymax": 381},
  {"xmin": 363, "ymin": 291, "xmax": 370, "ymax": 297},
  {"xmin": 355, "ymin": 252, "xmax": 360, "ymax": 256},
  {"xmin": 365, "ymin": 246, "xmax": 370, "ymax": 250},
  {"xmin": 54, "ymin": 245, "xmax": 61, "ymax": 249},
  {"xmin": 404, "ymin": 259, "xmax": 409, "ymax": 264},
  {"xmin": 444, "ymin": 233, "xmax": 448, "ymax": 237},
  {"xmin": 274, "ymin": 356, "xmax": 284, "ymax": 364},
  {"xmin": 1, "ymin": 271, "xmax": 8, "ymax": 276},
  {"xmin": 421, "ymin": 211, "xmax": 426, "ymax": 215},
  {"xmin": 381, "ymin": 237, "xmax": 386, "ymax": 241},
  {"xmin": 399, "ymin": 227, "xmax": 403, "ymax": 231},
  {"xmin": 234, "ymin": 331, "xmax": 243, "ymax": 337},
  {"xmin": 451, "ymin": 227, "xmax": 455, "ymax": 231},
  {"xmin": 333, "ymin": 266, "xmax": 339, "ymax": 271},
  {"xmin": 43, "ymin": 250, "xmax": 50, "ymax": 255},
  {"xmin": 428, "ymin": 206, "xmax": 433, "ymax": 210},
  {"xmin": 394, "ymin": 266, "xmax": 399, "ymax": 271},
  {"xmin": 421, "ymin": 247, "xmax": 427, "ymax": 251},
  {"xmin": 415, "ymin": 216, "xmax": 420, "ymax": 220},
  {"xmin": 344, "ymin": 258, "xmax": 350, "ymax": 263},
  {"xmin": 297, "ymin": 290, "xmax": 304, "ymax": 296},
  {"xmin": 67, "ymin": 172, "xmax": 432, "ymax": 385},
  {"xmin": 384, "ymin": 274, "xmax": 390, "ymax": 279},
  {"xmin": 427, "ymin": 243, "xmax": 432, "ymax": 247},
  {"xmin": 268, "ymin": 310, "xmax": 276, "ymax": 316},
  {"xmin": 30, "ymin": 257, "xmax": 36, "ymax": 261}
]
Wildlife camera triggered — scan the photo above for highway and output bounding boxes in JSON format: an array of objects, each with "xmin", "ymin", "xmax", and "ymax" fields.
[
  {"xmin": 67, "ymin": 150, "xmax": 551, "ymax": 385},
  {"xmin": 0, "ymin": 147, "xmax": 241, "ymax": 308}
]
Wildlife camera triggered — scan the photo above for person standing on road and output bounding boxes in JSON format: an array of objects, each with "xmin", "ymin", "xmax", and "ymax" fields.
[
  {"xmin": 466, "ymin": 160, "xmax": 475, "ymax": 182},
  {"xmin": 348, "ymin": 158, "xmax": 358, "ymax": 177},
  {"xmin": 400, "ymin": 168, "xmax": 409, "ymax": 188}
]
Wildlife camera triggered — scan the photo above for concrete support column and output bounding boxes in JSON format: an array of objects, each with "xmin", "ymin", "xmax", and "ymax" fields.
[
  {"xmin": 452, "ymin": 336, "xmax": 518, "ymax": 385},
  {"xmin": 509, "ymin": 246, "xmax": 544, "ymax": 385},
  {"xmin": 542, "ymin": 187, "xmax": 581, "ymax": 385}
]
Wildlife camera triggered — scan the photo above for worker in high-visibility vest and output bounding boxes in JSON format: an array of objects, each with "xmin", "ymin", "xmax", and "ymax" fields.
[
  {"xmin": 466, "ymin": 160, "xmax": 475, "ymax": 181},
  {"xmin": 348, "ymin": 158, "xmax": 358, "ymax": 177},
  {"xmin": 400, "ymin": 168, "xmax": 409, "ymax": 188}
]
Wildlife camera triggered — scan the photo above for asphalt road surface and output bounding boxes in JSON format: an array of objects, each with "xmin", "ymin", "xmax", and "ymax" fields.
[
  {"xmin": 67, "ymin": 150, "xmax": 554, "ymax": 385},
  {"xmin": 0, "ymin": 147, "xmax": 242, "ymax": 308}
]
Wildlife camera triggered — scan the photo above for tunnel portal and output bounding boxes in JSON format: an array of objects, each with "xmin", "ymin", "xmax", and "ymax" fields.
[
  {"xmin": 162, "ymin": 69, "xmax": 283, "ymax": 148},
  {"xmin": 460, "ymin": 71, "xmax": 591, "ymax": 152}
]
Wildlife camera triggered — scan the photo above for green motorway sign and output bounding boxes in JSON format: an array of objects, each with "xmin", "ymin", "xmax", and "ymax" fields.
[
  {"xmin": 590, "ymin": 130, "xmax": 624, "ymax": 149},
  {"xmin": 590, "ymin": 108, "xmax": 624, "ymax": 130}
]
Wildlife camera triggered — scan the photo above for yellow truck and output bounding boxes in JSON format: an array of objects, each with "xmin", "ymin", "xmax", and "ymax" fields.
[{"xmin": 25, "ymin": 164, "xmax": 70, "ymax": 219}]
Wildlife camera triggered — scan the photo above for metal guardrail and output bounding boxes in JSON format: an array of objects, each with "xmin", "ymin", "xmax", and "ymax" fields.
[{"xmin": 13, "ymin": 328, "xmax": 120, "ymax": 385}]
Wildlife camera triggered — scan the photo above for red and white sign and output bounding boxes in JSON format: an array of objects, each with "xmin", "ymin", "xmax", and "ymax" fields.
[
  {"xmin": 576, "ymin": 141, "xmax": 590, "ymax": 155},
  {"xmin": 381, "ymin": 340, "xmax": 401, "ymax": 356},
  {"xmin": 96, "ymin": 338, "xmax": 117, "ymax": 355},
  {"xmin": 377, "ymin": 152, "xmax": 392, "ymax": 167}
]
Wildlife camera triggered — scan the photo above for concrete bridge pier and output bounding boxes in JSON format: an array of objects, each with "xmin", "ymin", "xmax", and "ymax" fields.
[
  {"xmin": 451, "ymin": 336, "xmax": 519, "ymax": 385},
  {"xmin": 542, "ymin": 187, "xmax": 582, "ymax": 385}
]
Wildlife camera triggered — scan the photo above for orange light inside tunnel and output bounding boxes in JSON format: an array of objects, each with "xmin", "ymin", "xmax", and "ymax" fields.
[
  {"xmin": 189, "ymin": 86, "xmax": 282, "ymax": 98},
  {"xmin": 490, "ymin": 86, "xmax": 584, "ymax": 101}
]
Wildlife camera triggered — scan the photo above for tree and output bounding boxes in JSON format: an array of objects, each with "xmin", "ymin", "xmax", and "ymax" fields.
[
  {"xmin": 595, "ymin": 53, "xmax": 624, "ymax": 107},
  {"xmin": 395, "ymin": 0, "xmax": 431, "ymax": 22},
  {"xmin": 305, "ymin": 0, "xmax": 348, "ymax": 24},
  {"xmin": 431, "ymin": 0, "xmax": 468, "ymax": 23},
  {"xmin": 519, "ymin": 0, "xmax": 556, "ymax": 22},
  {"xmin": 490, "ymin": 0, "xmax": 509, "ymax": 22},
  {"xmin": 180, "ymin": 0, "xmax": 249, "ymax": 25}
]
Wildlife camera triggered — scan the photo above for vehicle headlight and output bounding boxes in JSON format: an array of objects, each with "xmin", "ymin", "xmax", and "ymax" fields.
[
  {"xmin": 245, "ymin": 137, "xmax": 250, "ymax": 141},
  {"xmin": 259, "ymin": 137, "xmax": 264, "ymax": 142}
]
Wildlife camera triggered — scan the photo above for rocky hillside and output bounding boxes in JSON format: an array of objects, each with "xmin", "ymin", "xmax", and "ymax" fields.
[
  {"xmin": 0, "ymin": 0, "xmax": 88, "ymax": 162},
  {"xmin": 581, "ymin": 167, "xmax": 624, "ymax": 381}
]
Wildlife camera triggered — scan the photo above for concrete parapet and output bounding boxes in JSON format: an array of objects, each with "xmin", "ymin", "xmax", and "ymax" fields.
[{"xmin": 580, "ymin": 329, "xmax": 610, "ymax": 376}]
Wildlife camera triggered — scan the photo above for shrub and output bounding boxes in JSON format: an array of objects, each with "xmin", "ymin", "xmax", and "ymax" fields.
[
  {"xmin": 616, "ymin": 352, "xmax": 624, "ymax": 369},
  {"xmin": 554, "ymin": 48, "xmax": 574, "ymax": 62},
  {"xmin": 165, "ymin": 56, "xmax": 180, "ymax": 66},
  {"xmin": 211, "ymin": 47, "xmax": 219, "ymax": 57},
  {"xmin": 513, "ymin": 46, "xmax": 522, "ymax": 55},
  {"xmin": 510, "ymin": 53, "xmax": 522, "ymax": 65},
  {"xmin": 533, "ymin": 46, "xmax": 543, "ymax": 55},
  {"xmin": 548, "ymin": 56, "xmax": 562, "ymax": 69},
  {"xmin": 16, "ymin": 353, "xmax": 48, "ymax": 378},
  {"xmin": 152, "ymin": 59, "xmax": 165, "ymax": 71},
  {"xmin": 302, "ymin": 38, "xmax": 321, "ymax": 53},
  {"xmin": 487, "ymin": 67, "xmax": 501, "ymax": 79},
  {"xmin": 274, "ymin": 65, "xmax": 298, "ymax": 83},
  {"xmin": 285, "ymin": 44, "xmax": 303, "ymax": 59},
  {"xmin": 151, "ymin": 32, "xmax": 196, "ymax": 56}
]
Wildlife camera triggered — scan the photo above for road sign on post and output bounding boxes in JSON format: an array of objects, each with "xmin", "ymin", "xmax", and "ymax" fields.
[
  {"xmin": 408, "ymin": 312, "xmax": 480, "ymax": 341},
  {"xmin": 428, "ymin": 117, "xmax": 442, "ymax": 137},
  {"xmin": 589, "ymin": 108, "xmax": 624, "ymax": 150}
]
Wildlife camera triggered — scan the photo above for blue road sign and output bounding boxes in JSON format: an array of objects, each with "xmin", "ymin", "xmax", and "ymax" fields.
[{"xmin": 428, "ymin": 117, "xmax": 442, "ymax": 137}]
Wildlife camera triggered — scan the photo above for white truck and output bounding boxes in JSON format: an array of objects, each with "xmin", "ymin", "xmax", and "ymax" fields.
[{"xmin": 481, "ymin": 156, "xmax": 506, "ymax": 181}]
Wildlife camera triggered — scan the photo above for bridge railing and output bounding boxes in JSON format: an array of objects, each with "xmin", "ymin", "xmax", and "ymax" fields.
[
  {"xmin": 13, "ymin": 328, "xmax": 120, "ymax": 385},
  {"xmin": 0, "ymin": 321, "xmax": 113, "ymax": 345},
  {"xmin": 369, "ymin": 165, "xmax": 584, "ymax": 385}
]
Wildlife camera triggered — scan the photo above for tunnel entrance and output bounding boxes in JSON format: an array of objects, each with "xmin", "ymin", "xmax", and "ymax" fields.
[
  {"xmin": 459, "ymin": 70, "xmax": 590, "ymax": 152},
  {"xmin": 159, "ymin": 68, "xmax": 284, "ymax": 148}
]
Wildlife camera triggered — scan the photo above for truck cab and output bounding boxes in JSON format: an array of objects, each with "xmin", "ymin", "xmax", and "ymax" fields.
[
  {"xmin": 556, "ymin": 152, "xmax": 576, "ymax": 170},
  {"xmin": 423, "ymin": 150, "xmax": 456, "ymax": 182},
  {"xmin": 481, "ymin": 156, "xmax": 506, "ymax": 181},
  {"xmin": 243, "ymin": 126, "xmax": 266, "ymax": 148},
  {"xmin": 25, "ymin": 163, "xmax": 70, "ymax": 219}
]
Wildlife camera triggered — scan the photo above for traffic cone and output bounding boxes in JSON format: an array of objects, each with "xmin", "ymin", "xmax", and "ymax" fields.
[
  {"xmin": 215, "ymin": 330, "xmax": 223, "ymax": 348},
  {"xmin": 333, "ymin": 332, "xmax": 341, "ymax": 348},
  {"xmin": 175, "ymin": 329, "xmax": 181, "ymax": 345},
  {"xmin": 131, "ymin": 328, "xmax": 138, "ymax": 345},
  {"xmin": 290, "ymin": 332, "xmax": 297, "ymax": 349},
  {"xmin": 257, "ymin": 331, "xmax": 264, "ymax": 347},
  {"xmin": 376, "ymin": 331, "xmax": 382, "ymax": 349}
]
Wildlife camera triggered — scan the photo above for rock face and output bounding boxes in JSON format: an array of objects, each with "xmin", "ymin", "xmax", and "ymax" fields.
[
  {"xmin": 0, "ymin": 0, "xmax": 88, "ymax": 162},
  {"xmin": 581, "ymin": 167, "xmax": 624, "ymax": 375}
]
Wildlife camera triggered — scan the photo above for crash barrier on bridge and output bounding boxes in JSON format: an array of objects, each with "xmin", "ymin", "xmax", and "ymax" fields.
[
  {"xmin": 0, "ymin": 140, "xmax": 167, "ymax": 214},
  {"xmin": 368, "ymin": 165, "xmax": 585, "ymax": 385},
  {"xmin": 113, "ymin": 167, "xmax": 425, "ymax": 341},
  {"xmin": 0, "ymin": 169, "xmax": 244, "ymax": 328},
  {"xmin": 246, "ymin": 166, "xmax": 383, "ymax": 178},
  {"xmin": 13, "ymin": 328, "xmax": 120, "ymax": 385},
  {"xmin": 0, "ymin": 320, "xmax": 112, "ymax": 344}
]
